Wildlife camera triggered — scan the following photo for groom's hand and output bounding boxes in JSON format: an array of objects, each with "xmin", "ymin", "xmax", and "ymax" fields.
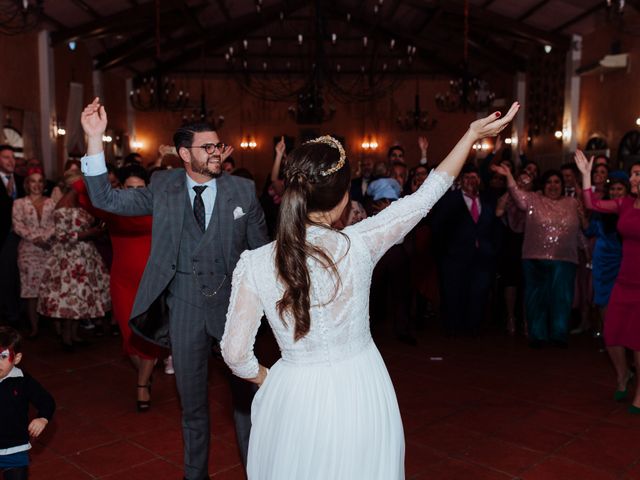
[{"xmin": 81, "ymin": 97, "xmax": 108, "ymax": 156}]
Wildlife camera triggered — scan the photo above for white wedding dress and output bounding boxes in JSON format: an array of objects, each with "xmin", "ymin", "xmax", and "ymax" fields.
[{"xmin": 221, "ymin": 170, "xmax": 453, "ymax": 480}]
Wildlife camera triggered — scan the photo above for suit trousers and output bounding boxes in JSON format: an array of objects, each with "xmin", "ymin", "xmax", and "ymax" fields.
[
  {"xmin": 439, "ymin": 256, "xmax": 494, "ymax": 336},
  {"xmin": 522, "ymin": 259, "xmax": 576, "ymax": 343},
  {"xmin": 167, "ymin": 293, "xmax": 256, "ymax": 480}
]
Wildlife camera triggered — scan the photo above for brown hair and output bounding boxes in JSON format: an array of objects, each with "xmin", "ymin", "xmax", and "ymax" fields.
[
  {"xmin": 0, "ymin": 326, "xmax": 22, "ymax": 354},
  {"xmin": 276, "ymin": 141, "xmax": 351, "ymax": 341}
]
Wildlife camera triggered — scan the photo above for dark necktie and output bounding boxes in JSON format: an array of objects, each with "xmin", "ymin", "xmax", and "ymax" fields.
[{"xmin": 193, "ymin": 185, "xmax": 207, "ymax": 232}]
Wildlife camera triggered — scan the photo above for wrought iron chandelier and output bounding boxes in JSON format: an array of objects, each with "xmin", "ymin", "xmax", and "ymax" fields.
[
  {"xmin": 434, "ymin": 0, "xmax": 495, "ymax": 113},
  {"xmin": 0, "ymin": 0, "xmax": 43, "ymax": 35},
  {"xmin": 397, "ymin": 80, "xmax": 437, "ymax": 131},
  {"xmin": 226, "ymin": 0, "xmax": 409, "ymax": 124},
  {"xmin": 129, "ymin": 75, "xmax": 191, "ymax": 112}
]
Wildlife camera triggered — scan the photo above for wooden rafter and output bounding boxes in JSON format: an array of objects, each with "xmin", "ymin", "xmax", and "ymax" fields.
[
  {"xmin": 553, "ymin": 2, "xmax": 604, "ymax": 33},
  {"xmin": 518, "ymin": 0, "xmax": 552, "ymax": 22},
  {"xmin": 215, "ymin": 0, "xmax": 232, "ymax": 21},
  {"xmin": 127, "ymin": 0, "xmax": 309, "ymax": 75}
]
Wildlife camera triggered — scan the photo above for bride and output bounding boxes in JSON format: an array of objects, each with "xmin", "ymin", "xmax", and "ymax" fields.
[{"xmin": 221, "ymin": 103, "xmax": 519, "ymax": 479}]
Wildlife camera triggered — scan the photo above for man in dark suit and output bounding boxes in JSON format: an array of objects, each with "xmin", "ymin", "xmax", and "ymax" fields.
[
  {"xmin": 80, "ymin": 99, "xmax": 269, "ymax": 480},
  {"xmin": 430, "ymin": 164, "xmax": 502, "ymax": 337},
  {"xmin": 350, "ymin": 155, "xmax": 374, "ymax": 203},
  {"xmin": 0, "ymin": 144, "xmax": 25, "ymax": 326}
]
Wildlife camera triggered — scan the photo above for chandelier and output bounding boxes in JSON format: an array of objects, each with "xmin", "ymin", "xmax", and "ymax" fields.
[
  {"xmin": 226, "ymin": 0, "xmax": 409, "ymax": 124},
  {"xmin": 287, "ymin": 76, "xmax": 336, "ymax": 124},
  {"xmin": 606, "ymin": 0, "xmax": 626, "ymax": 16},
  {"xmin": 0, "ymin": 0, "xmax": 43, "ymax": 35},
  {"xmin": 434, "ymin": 0, "xmax": 496, "ymax": 113},
  {"xmin": 181, "ymin": 90, "xmax": 225, "ymax": 129},
  {"xmin": 397, "ymin": 81, "xmax": 437, "ymax": 131},
  {"xmin": 129, "ymin": 75, "xmax": 191, "ymax": 112}
]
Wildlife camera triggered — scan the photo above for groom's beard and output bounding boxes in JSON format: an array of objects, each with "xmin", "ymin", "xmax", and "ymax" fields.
[{"xmin": 192, "ymin": 155, "xmax": 222, "ymax": 178}]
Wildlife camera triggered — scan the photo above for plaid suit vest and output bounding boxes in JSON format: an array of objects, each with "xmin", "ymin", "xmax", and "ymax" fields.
[{"xmin": 168, "ymin": 191, "xmax": 230, "ymax": 306}]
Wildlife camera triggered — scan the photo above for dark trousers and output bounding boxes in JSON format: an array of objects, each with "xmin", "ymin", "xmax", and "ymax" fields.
[
  {"xmin": 0, "ymin": 233, "xmax": 20, "ymax": 326},
  {"xmin": 523, "ymin": 259, "xmax": 576, "ymax": 343},
  {"xmin": 370, "ymin": 244, "xmax": 411, "ymax": 337},
  {"xmin": 439, "ymin": 256, "xmax": 494, "ymax": 336},
  {"xmin": 167, "ymin": 294, "xmax": 256, "ymax": 480}
]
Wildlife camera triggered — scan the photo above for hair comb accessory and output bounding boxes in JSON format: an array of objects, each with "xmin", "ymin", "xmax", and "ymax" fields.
[
  {"xmin": 305, "ymin": 135, "xmax": 346, "ymax": 176},
  {"xmin": 27, "ymin": 167, "xmax": 43, "ymax": 177}
]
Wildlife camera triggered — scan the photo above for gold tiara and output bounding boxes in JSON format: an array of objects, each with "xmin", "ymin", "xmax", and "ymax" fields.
[{"xmin": 305, "ymin": 135, "xmax": 346, "ymax": 176}]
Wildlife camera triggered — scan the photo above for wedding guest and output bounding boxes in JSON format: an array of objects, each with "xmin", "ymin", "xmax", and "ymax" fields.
[
  {"xmin": 495, "ymin": 170, "xmax": 532, "ymax": 335},
  {"xmin": 583, "ymin": 174, "xmax": 628, "ymax": 331},
  {"xmin": 72, "ymin": 165, "xmax": 162, "ymax": 411},
  {"xmin": 11, "ymin": 168, "xmax": 56, "ymax": 338},
  {"xmin": 576, "ymin": 151, "xmax": 640, "ymax": 413},
  {"xmin": 0, "ymin": 145, "xmax": 25, "ymax": 328},
  {"xmin": 38, "ymin": 172, "xmax": 111, "ymax": 351},
  {"xmin": 493, "ymin": 164, "xmax": 587, "ymax": 348},
  {"xmin": 430, "ymin": 164, "xmax": 503, "ymax": 336}
]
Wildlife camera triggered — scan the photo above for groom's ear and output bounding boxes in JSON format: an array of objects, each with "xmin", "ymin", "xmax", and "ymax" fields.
[{"xmin": 178, "ymin": 147, "xmax": 190, "ymax": 164}]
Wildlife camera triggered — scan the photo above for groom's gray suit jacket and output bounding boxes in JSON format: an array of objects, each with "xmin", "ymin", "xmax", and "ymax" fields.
[{"xmin": 84, "ymin": 168, "xmax": 269, "ymax": 345}]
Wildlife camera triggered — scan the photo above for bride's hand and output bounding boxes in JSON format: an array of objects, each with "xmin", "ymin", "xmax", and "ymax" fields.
[
  {"xmin": 252, "ymin": 365, "xmax": 269, "ymax": 387},
  {"xmin": 469, "ymin": 102, "xmax": 520, "ymax": 142}
]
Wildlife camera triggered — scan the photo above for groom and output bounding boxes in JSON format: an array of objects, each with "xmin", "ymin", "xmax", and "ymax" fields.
[{"xmin": 80, "ymin": 98, "xmax": 269, "ymax": 480}]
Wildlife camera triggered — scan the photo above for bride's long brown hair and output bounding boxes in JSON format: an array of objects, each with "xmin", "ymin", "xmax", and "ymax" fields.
[{"xmin": 275, "ymin": 141, "xmax": 351, "ymax": 341}]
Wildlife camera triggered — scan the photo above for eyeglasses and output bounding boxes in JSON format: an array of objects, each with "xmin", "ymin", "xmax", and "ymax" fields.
[{"xmin": 186, "ymin": 143, "xmax": 227, "ymax": 155}]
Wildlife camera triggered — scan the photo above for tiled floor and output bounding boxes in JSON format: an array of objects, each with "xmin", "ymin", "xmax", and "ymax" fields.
[{"xmin": 20, "ymin": 325, "xmax": 640, "ymax": 479}]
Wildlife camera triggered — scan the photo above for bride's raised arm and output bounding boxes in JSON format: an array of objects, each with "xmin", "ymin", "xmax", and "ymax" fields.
[{"xmin": 347, "ymin": 102, "xmax": 519, "ymax": 264}]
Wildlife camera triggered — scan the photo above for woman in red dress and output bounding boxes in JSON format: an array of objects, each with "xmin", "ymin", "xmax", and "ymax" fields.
[
  {"xmin": 73, "ymin": 165, "xmax": 162, "ymax": 412},
  {"xmin": 577, "ymin": 150, "xmax": 640, "ymax": 414}
]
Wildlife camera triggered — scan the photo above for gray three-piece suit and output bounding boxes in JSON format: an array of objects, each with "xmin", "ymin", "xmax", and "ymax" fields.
[{"xmin": 84, "ymin": 168, "xmax": 269, "ymax": 480}]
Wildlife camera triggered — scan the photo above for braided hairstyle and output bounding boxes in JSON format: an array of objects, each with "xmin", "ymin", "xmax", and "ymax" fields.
[{"xmin": 275, "ymin": 141, "xmax": 351, "ymax": 341}]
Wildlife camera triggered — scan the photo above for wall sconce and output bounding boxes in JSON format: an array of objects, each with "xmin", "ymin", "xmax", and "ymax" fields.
[
  {"xmin": 55, "ymin": 121, "xmax": 66, "ymax": 136},
  {"xmin": 554, "ymin": 129, "xmax": 571, "ymax": 142},
  {"xmin": 361, "ymin": 137, "xmax": 378, "ymax": 150},
  {"xmin": 636, "ymin": 117, "xmax": 640, "ymax": 126},
  {"xmin": 102, "ymin": 135, "xmax": 113, "ymax": 143},
  {"xmin": 472, "ymin": 142, "xmax": 491, "ymax": 151},
  {"xmin": 131, "ymin": 139, "xmax": 144, "ymax": 150},
  {"xmin": 554, "ymin": 130, "xmax": 563, "ymax": 140},
  {"xmin": 240, "ymin": 137, "xmax": 257, "ymax": 149}
]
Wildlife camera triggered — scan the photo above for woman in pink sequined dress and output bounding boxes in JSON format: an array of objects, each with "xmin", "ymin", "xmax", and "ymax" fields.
[
  {"xmin": 492, "ymin": 164, "xmax": 587, "ymax": 348},
  {"xmin": 576, "ymin": 151, "xmax": 640, "ymax": 414}
]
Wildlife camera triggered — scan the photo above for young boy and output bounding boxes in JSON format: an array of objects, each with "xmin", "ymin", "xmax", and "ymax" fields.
[{"xmin": 0, "ymin": 327, "xmax": 55, "ymax": 480}]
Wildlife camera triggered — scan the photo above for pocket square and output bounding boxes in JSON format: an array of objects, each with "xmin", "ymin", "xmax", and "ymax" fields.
[{"xmin": 233, "ymin": 206, "xmax": 246, "ymax": 220}]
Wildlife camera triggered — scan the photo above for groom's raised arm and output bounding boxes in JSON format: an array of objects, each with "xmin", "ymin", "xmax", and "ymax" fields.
[
  {"xmin": 82, "ymin": 151, "xmax": 153, "ymax": 216},
  {"xmin": 81, "ymin": 97, "xmax": 153, "ymax": 216}
]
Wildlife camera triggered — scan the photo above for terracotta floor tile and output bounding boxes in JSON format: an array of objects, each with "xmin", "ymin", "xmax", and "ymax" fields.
[
  {"xmin": 459, "ymin": 437, "xmax": 547, "ymax": 475},
  {"xmin": 71, "ymin": 440, "xmax": 156, "ymax": 477},
  {"xmin": 418, "ymin": 458, "xmax": 512, "ymax": 479},
  {"xmin": 520, "ymin": 456, "xmax": 618, "ymax": 480},
  {"xmin": 129, "ymin": 424, "xmax": 184, "ymax": 456},
  {"xmin": 29, "ymin": 457, "xmax": 93, "ymax": 480},
  {"xmin": 47, "ymin": 421, "xmax": 119, "ymax": 456},
  {"xmin": 100, "ymin": 458, "xmax": 184, "ymax": 479}
]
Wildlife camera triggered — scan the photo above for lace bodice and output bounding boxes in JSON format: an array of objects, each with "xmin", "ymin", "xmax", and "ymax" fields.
[{"xmin": 221, "ymin": 170, "xmax": 453, "ymax": 378}]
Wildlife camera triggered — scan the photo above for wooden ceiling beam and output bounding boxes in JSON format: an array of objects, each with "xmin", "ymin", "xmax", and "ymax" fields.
[
  {"xmin": 215, "ymin": 0, "xmax": 232, "ymax": 21},
  {"xmin": 129, "ymin": 0, "xmax": 308, "ymax": 75},
  {"xmin": 518, "ymin": 0, "xmax": 552, "ymax": 21},
  {"xmin": 553, "ymin": 2, "xmax": 604, "ymax": 33}
]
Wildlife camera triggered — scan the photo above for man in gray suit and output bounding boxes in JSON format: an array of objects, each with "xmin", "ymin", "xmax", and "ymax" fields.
[{"xmin": 80, "ymin": 98, "xmax": 269, "ymax": 480}]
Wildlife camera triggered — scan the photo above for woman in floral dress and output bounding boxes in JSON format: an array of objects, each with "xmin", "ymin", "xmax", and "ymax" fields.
[
  {"xmin": 38, "ymin": 172, "xmax": 110, "ymax": 351},
  {"xmin": 12, "ymin": 168, "xmax": 56, "ymax": 337}
]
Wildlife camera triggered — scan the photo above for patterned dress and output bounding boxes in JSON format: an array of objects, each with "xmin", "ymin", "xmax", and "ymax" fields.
[
  {"xmin": 38, "ymin": 207, "xmax": 111, "ymax": 319},
  {"xmin": 11, "ymin": 197, "xmax": 56, "ymax": 298}
]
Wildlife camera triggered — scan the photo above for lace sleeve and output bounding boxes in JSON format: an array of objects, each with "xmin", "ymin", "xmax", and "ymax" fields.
[
  {"xmin": 221, "ymin": 251, "xmax": 264, "ymax": 379},
  {"xmin": 347, "ymin": 170, "xmax": 454, "ymax": 264}
]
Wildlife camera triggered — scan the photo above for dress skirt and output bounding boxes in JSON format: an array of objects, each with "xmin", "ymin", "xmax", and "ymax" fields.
[{"xmin": 247, "ymin": 340, "xmax": 405, "ymax": 480}]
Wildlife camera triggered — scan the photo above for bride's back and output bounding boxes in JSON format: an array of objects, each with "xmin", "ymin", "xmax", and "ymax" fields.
[{"xmin": 246, "ymin": 225, "xmax": 375, "ymax": 365}]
